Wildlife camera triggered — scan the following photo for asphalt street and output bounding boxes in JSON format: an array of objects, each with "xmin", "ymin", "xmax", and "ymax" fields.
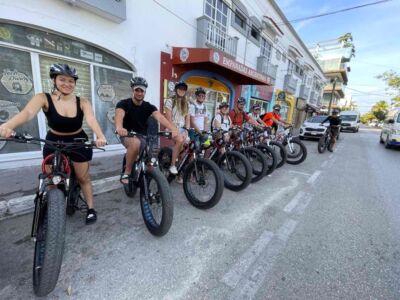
[{"xmin": 1, "ymin": 126, "xmax": 399, "ymax": 299}]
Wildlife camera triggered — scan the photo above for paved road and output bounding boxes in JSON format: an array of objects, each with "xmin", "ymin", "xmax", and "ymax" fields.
[{"xmin": 1, "ymin": 127, "xmax": 399, "ymax": 299}]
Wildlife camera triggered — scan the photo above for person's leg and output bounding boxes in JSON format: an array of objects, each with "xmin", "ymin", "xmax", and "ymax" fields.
[
  {"xmin": 122, "ymin": 137, "xmax": 141, "ymax": 183},
  {"xmin": 170, "ymin": 133, "xmax": 184, "ymax": 174}
]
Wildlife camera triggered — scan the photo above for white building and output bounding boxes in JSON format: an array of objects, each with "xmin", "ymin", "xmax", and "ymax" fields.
[{"xmin": 0, "ymin": 0, "xmax": 325, "ymax": 165}]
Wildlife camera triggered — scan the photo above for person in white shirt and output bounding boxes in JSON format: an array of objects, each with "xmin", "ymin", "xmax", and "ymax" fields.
[
  {"xmin": 245, "ymin": 104, "xmax": 266, "ymax": 130},
  {"xmin": 189, "ymin": 87, "xmax": 208, "ymax": 133},
  {"xmin": 212, "ymin": 102, "xmax": 231, "ymax": 131},
  {"xmin": 164, "ymin": 81, "xmax": 189, "ymax": 174}
]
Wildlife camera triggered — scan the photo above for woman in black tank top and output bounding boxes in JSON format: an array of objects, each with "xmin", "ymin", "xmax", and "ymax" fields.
[{"xmin": 0, "ymin": 64, "xmax": 107, "ymax": 225}]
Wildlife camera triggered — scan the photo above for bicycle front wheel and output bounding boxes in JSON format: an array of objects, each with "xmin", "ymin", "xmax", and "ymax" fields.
[
  {"xmin": 318, "ymin": 136, "xmax": 327, "ymax": 153},
  {"xmin": 183, "ymin": 158, "xmax": 224, "ymax": 209},
  {"xmin": 140, "ymin": 168, "xmax": 173, "ymax": 236},
  {"xmin": 269, "ymin": 141, "xmax": 287, "ymax": 168},
  {"xmin": 33, "ymin": 189, "xmax": 66, "ymax": 297},
  {"xmin": 217, "ymin": 150, "xmax": 252, "ymax": 191},
  {"xmin": 256, "ymin": 144, "xmax": 277, "ymax": 176},
  {"xmin": 241, "ymin": 147, "xmax": 268, "ymax": 183}
]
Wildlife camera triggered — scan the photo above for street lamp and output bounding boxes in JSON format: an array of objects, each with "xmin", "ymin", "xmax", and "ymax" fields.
[{"xmin": 328, "ymin": 77, "xmax": 338, "ymax": 114}]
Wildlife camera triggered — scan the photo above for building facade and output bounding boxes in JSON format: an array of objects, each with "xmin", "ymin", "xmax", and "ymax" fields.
[
  {"xmin": 0, "ymin": 0, "xmax": 325, "ymax": 166},
  {"xmin": 309, "ymin": 34, "xmax": 355, "ymax": 113}
]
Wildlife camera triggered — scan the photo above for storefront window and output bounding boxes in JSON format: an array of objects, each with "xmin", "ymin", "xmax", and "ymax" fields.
[
  {"xmin": 280, "ymin": 104, "xmax": 289, "ymax": 120},
  {"xmin": 0, "ymin": 46, "xmax": 40, "ymax": 153},
  {"xmin": 249, "ymin": 99, "xmax": 269, "ymax": 115},
  {"xmin": 39, "ymin": 55, "xmax": 93, "ymax": 140},
  {"xmin": 93, "ymin": 66, "xmax": 133, "ymax": 144}
]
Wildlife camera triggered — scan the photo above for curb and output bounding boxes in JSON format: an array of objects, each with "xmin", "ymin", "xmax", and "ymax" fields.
[{"xmin": 0, "ymin": 175, "xmax": 121, "ymax": 221}]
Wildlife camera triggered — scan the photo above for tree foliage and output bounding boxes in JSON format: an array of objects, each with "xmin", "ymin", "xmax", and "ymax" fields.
[
  {"xmin": 360, "ymin": 112, "xmax": 375, "ymax": 124},
  {"xmin": 371, "ymin": 100, "xmax": 389, "ymax": 121},
  {"xmin": 377, "ymin": 71, "xmax": 400, "ymax": 107}
]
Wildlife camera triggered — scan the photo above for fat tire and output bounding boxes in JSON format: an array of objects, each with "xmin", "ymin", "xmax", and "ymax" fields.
[
  {"xmin": 140, "ymin": 168, "xmax": 173, "ymax": 236},
  {"xmin": 183, "ymin": 158, "xmax": 224, "ymax": 209},
  {"xmin": 66, "ymin": 178, "xmax": 80, "ymax": 216},
  {"xmin": 286, "ymin": 139, "xmax": 307, "ymax": 165},
  {"xmin": 122, "ymin": 155, "xmax": 137, "ymax": 198},
  {"xmin": 217, "ymin": 150, "xmax": 251, "ymax": 191},
  {"xmin": 33, "ymin": 189, "xmax": 66, "ymax": 297},
  {"xmin": 269, "ymin": 141, "xmax": 287, "ymax": 168},
  {"xmin": 157, "ymin": 147, "xmax": 175, "ymax": 183},
  {"xmin": 241, "ymin": 147, "xmax": 268, "ymax": 183},
  {"xmin": 256, "ymin": 144, "xmax": 278, "ymax": 176}
]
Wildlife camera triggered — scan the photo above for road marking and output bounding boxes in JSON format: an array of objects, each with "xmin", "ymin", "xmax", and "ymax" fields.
[
  {"xmin": 293, "ymin": 194, "xmax": 312, "ymax": 215},
  {"xmin": 230, "ymin": 219, "xmax": 298, "ymax": 300},
  {"xmin": 321, "ymin": 160, "xmax": 328, "ymax": 168},
  {"xmin": 283, "ymin": 191, "xmax": 305, "ymax": 213},
  {"xmin": 221, "ymin": 230, "xmax": 274, "ymax": 288},
  {"xmin": 307, "ymin": 170, "xmax": 321, "ymax": 184},
  {"xmin": 288, "ymin": 170, "xmax": 312, "ymax": 176},
  {"xmin": 328, "ymin": 153, "xmax": 334, "ymax": 159}
]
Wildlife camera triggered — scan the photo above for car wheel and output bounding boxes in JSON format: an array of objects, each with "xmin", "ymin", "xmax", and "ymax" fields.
[
  {"xmin": 299, "ymin": 136, "xmax": 304, "ymax": 140},
  {"xmin": 384, "ymin": 135, "xmax": 391, "ymax": 149}
]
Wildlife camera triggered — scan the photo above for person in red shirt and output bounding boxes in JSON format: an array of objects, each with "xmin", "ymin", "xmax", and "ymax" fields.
[
  {"xmin": 262, "ymin": 104, "xmax": 290, "ymax": 132},
  {"xmin": 229, "ymin": 97, "xmax": 260, "ymax": 128}
]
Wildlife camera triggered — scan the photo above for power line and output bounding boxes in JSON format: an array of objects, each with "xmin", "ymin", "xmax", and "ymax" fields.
[{"xmin": 275, "ymin": 0, "xmax": 393, "ymax": 26}]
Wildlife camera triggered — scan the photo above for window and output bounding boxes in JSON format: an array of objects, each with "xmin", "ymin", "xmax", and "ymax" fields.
[
  {"xmin": 93, "ymin": 66, "xmax": 133, "ymax": 144},
  {"xmin": 205, "ymin": 0, "xmax": 228, "ymax": 31},
  {"xmin": 234, "ymin": 10, "xmax": 246, "ymax": 29},
  {"xmin": 0, "ymin": 47, "xmax": 40, "ymax": 154},
  {"xmin": 260, "ymin": 37, "xmax": 272, "ymax": 60},
  {"xmin": 250, "ymin": 26, "xmax": 259, "ymax": 41},
  {"xmin": 276, "ymin": 50, "xmax": 281, "ymax": 61}
]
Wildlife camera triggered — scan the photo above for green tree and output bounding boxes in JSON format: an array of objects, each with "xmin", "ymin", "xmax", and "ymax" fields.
[
  {"xmin": 371, "ymin": 100, "xmax": 389, "ymax": 121},
  {"xmin": 360, "ymin": 112, "xmax": 375, "ymax": 124},
  {"xmin": 377, "ymin": 71, "xmax": 400, "ymax": 107}
]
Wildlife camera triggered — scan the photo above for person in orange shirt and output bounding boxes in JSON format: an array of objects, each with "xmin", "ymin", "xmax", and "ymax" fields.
[
  {"xmin": 262, "ymin": 104, "xmax": 291, "ymax": 132},
  {"xmin": 229, "ymin": 97, "xmax": 260, "ymax": 128}
]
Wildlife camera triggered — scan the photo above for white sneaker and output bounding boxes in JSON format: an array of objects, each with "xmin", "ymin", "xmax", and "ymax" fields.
[{"xmin": 169, "ymin": 165, "xmax": 178, "ymax": 175}]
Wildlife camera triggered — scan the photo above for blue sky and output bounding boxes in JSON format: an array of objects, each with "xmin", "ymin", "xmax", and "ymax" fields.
[{"xmin": 275, "ymin": 0, "xmax": 400, "ymax": 114}]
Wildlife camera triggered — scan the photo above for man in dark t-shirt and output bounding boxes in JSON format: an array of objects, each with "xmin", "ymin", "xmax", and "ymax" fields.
[{"xmin": 115, "ymin": 76, "xmax": 180, "ymax": 184}]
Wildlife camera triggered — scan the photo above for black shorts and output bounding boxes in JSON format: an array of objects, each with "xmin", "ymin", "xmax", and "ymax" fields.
[{"xmin": 43, "ymin": 130, "xmax": 93, "ymax": 163}]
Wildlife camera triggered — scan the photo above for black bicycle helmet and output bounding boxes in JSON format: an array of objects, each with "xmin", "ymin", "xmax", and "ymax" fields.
[
  {"xmin": 273, "ymin": 104, "xmax": 281, "ymax": 111},
  {"xmin": 175, "ymin": 81, "xmax": 188, "ymax": 91},
  {"xmin": 195, "ymin": 87, "xmax": 206, "ymax": 95},
  {"xmin": 332, "ymin": 109, "xmax": 339, "ymax": 115},
  {"xmin": 219, "ymin": 102, "xmax": 229, "ymax": 109},
  {"xmin": 49, "ymin": 64, "xmax": 78, "ymax": 80},
  {"xmin": 252, "ymin": 104, "xmax": 261, "ymax": 110},
  {"xmin": 237, "ymin": 97, "xmax": 246, "ymax": 104},
  {"xmin": 130, "ymin": 76, "xmax": 148, "ymax": 89}
]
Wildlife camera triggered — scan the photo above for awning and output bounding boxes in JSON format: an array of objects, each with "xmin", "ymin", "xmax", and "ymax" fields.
[
  {"xmin": 172, "ymin": 47, "xmax": 271, "ymax": 85},
  {"xmin": 306, "ymin": 103, "xmax": 320, "ymax": 112}
]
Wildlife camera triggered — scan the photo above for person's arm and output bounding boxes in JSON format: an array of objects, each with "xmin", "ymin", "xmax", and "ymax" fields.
[
  {"xmin": 203, "ymin": 116, "xmax": 208, "ymax": 132},
  {"xmin": 114, "ymin": 107, "xmax": 127, "ymax": 136},
  {"xmin": 184, "ymin": 114, "xmax": 190, "ymax": 129},
  {"xmin": 152, "ymin": 111, "xmax": 178, "ymax": 137},
  {"xmin": 80, "ymin": 98, "xmax": 107, "ymax": 146},
  {"xmin": 213, "ymin": 114, "xmax": 222, "ymax": 129},
  {"xmin": 0, "ymin": 93, "xmax": 46, "ymax": 137},
  {"xmin": 320, "ymin": 116, "xmax": 329, "ymax": 125},
  {"xmin": 163, "ymin": 99, "xmax": 173, "ymax": 124}
]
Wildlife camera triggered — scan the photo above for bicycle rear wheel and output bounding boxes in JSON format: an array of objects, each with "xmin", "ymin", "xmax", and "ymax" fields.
[
  {"xmin": 140, "ymin": 168, "xmax": 173, "ymax": 236},
  {"xmin": 66, "ymin": 177, "xmax": 80, "ymax": 216},
  {"xmin": 269, "ymin": 141, "xmax": 287, "ymax": 168},
  {"xmin": 33, "ymin": 189, "xmax": 66, "ymax": 297},
  {"xmin": 241, "ymin": 147, "xmax": 268, "ymax": 183},
  {"xmin": 157, "ymin": 147, "xmax": 175, "ymax": 183}
]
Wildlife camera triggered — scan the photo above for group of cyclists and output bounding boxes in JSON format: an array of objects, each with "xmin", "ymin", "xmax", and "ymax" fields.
[{"xmin": 0, "ymin": 62, "xmax": 341, "ymax": 225}]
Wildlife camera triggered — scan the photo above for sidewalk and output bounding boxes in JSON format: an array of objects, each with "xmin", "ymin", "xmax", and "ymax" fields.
[{"xmin": 0, "ymin": 153, "xmax": 124, "ymax": 220}]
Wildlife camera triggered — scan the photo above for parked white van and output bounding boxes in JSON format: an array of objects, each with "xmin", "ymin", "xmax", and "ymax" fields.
[
  {"xmin": 340, "ymin": 111, "xmax": 360, "ymax": 132},
  {"xmin": 380, "ymin": 108, "xmax": 400, "ymax": 148}
]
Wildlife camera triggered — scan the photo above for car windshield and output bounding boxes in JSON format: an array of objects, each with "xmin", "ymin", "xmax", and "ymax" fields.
[
  {"xmin": 341, "ymin": 115, "xmax": 357, "ymax": 121},
  {"xmin": 307, "ymin": 116, "xmax": 329, "ymax": 123}
]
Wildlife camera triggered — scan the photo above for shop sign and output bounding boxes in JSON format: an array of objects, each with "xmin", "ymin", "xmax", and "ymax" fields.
[
  {"xmin": 219, "ymin": 55, "xmax": 267, "ymax": 83},
  {"xmin": 0, "ymin": 100, "xmax": 20, "ymax": 150},
  {"xmin": 179, "ymin": 48, "xmax": 189, "ymax": 62},
  {"xmin": 97, "ymin": 84, "xmax": 115, "ymax": 102},
  {"xmin": 107, "ymin": 107, "xmax": 115, "ymax": 124},
  {"xmin": 1, "ymin": 69, "xmax": 33, "ymax": 95}
]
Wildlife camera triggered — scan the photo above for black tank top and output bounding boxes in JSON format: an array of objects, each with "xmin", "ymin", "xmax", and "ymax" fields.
[{"xmin": 44, "ymin": 93, "xmax": 84, "ymax": 133}]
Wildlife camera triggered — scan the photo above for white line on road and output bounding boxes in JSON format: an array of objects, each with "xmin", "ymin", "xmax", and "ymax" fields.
[
  {"xmin": 328, "ymin": 153, "xmax": 334, "ymax": 159},
  {"xmin": 283, "ymin": 191, "xmax": 305, "ymax": 213},
  {"xmin": 307, "ymin": 170, "xmax": 321, "ymax": 184},
  {"xmin": 231, "ymin": 219, "xmax": 298, "ymax": 300},
  {"xmin": 288, "ymin": 170, "xmax": 312, "ymax": 176},
  {"xmin": 221, "ymin": 230, "xmax": 274, "ymax": 288},
  {"xmin": 294, "ymin": 194, "xmax": 312, "ymax": 215},
  {"xmin": 321, "ymin": 160, "xmax": 328, "ymax": 168}
]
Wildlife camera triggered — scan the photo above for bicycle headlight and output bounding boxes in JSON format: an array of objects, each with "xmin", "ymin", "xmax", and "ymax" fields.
[{"xmin": 52, "ymin": 175, "xmax": 62, "ymax": 185}]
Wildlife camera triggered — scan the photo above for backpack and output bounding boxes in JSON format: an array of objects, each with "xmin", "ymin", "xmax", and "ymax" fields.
[{"xmin": 211, "ymin": 113, "xmax": 230, "ymax": 131}]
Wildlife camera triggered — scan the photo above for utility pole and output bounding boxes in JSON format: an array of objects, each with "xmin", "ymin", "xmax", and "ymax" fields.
[{"xmin": 328, "ymin": 77, "xmax": 337, "ymax": 114}]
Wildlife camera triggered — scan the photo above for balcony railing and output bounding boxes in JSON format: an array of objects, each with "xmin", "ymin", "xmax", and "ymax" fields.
[
  {"xmin": 257, "ymin": 56, "xmax": 278, "ymax": 83},
  {"xmin": 283, "ymin": 74, "xmax": 298, "ymax": 94},
  {"xmin": 197, "ymin": 16, "xmax": 238, "ymax": 58},
  {"xmin": 299, "ymin": 84, "xmax": 310, "ymax": 99}
]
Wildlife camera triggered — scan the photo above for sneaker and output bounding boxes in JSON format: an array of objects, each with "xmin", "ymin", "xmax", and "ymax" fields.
[
  {"xmin": 86, "ymin": 208, "xmax": 97, "ymax": 225},
  {"xmin": 169, "ymin": 165, "xmax": 178, "ymax": 175},
  {"xmin": 176, "ymin": 175, "xmax": 183, "ymax": 184}
]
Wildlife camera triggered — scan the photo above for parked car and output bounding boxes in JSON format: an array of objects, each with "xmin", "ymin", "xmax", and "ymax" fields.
[
  {"xmin": 380, "ymin": 108, "xmax": 400, "ymax": 148},
  {"xmin": 299, "ymin": 115, "xmax": 340, "ymax": 140},
  {"xmin": 340, "ymin": 111, "xmax": 360, "ymax": 132}
]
